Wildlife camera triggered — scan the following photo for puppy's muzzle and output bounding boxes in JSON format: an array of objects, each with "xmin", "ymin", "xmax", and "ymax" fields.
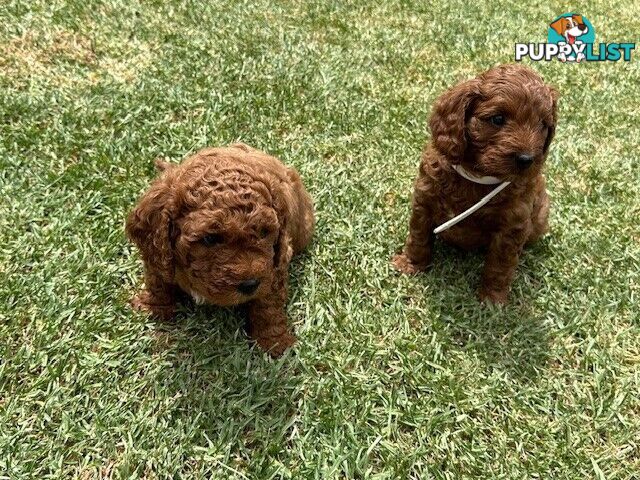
[{"xmin": 237, "ymin": 279, "xmax": 260, "ymax": 295}]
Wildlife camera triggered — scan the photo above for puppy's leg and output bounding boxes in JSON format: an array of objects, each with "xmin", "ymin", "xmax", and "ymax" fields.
[
  {"xmin": 131, "ymin": 265, "xmax": 177, "ymax": 320},
  {"xmin": 392, "ymin": 175, "xmax": 435, "ymax": 274},
  {"xmin": 247, "ymin": 276, "xmax": 296, "ymax": 357},
  {"xmin": 247, "ymin": 229, "xmax": 296, "ymax": 357},
  {"xmin": 478, "ymin": 223, "xmax": 530, "ymax": 304}
]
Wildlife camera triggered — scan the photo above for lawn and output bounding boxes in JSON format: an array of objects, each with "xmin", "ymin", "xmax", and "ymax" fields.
[{"xmin": 1, "ymin": 0, "xmax": 639, "ymax": 478}]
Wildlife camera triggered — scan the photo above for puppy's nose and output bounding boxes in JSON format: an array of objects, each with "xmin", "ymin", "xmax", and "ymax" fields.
[
  {"xmin": 515, "ymin": 153, "xmax": 535, "ymax": 169},
  {"xmin": 237, "ymin": 279, "xmax": 260, "ymax": 295}
]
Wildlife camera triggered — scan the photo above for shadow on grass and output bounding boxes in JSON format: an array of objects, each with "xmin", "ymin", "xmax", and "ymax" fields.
[
  {"xmin": 417, "ymin": 237, "xmax": 554, "ymax": 380},
  {"xmin": 141, "ymin": 253, "xmax": 313, "ymax": 470}
]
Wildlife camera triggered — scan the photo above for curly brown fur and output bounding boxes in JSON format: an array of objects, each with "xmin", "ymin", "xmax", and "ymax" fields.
[
  {"xmin": 126, "ymin": 144, "xmax": 314, "ymax": 356},
  {"xmin": 392, "ymin": 64, "xmax": 558, "ymax": 304}
]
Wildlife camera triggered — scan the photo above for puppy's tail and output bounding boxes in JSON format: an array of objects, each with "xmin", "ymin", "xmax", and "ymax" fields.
[
  {"xmin": 230, "ymin": 142, "xmax": 256, "ymax": 152},
  {"xmin": 154, "ymin": 158, "xmax": 174, "ymax": 172}
]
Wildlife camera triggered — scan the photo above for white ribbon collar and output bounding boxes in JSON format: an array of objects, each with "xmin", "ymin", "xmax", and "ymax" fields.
[
  {"xmin": 452, "ymin": 164, "xmax": 503, "ymax": 185},
  {"xmin": 433, "ymin": 164, "xmax": 511, "ymax": 234}
]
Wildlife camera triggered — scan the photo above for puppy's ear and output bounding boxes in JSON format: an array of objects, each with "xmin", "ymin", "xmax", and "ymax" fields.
[
  {"xmin": 549, "ymin": 17, "xmax": 567, "ymax": 35},
  {"xmin": 573, "ymin": 15, "xmax": 584, "ymax": 25},
  {"xmin": 126, "ymin": 175, "xmax": 178, "ymax": 283},
  {"xmin": 544, "ymin": 86, "xmax": 559, "ymax": 154},
  {"xmin": 270, "ymin": 186, "xmax": 294, "ymax": 274},
  {"xmin": 429, "ymin": 78, "xmax": 481, "ymax": 160}
]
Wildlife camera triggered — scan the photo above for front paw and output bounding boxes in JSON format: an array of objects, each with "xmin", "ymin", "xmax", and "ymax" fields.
[
  {"xmin": 255, "ymin": 332, "xmax": 297, "ymax": 358},
  {"xmin": 391, "ymin": 253, "xmax": 428, "ymax": 275},
  {"xmin": 131, "ymin": 291, "xmax": 175, "ymax": 320},
  {"xmin": 478, "ymin": 287, "xmax": 509, "ymax": 305}
]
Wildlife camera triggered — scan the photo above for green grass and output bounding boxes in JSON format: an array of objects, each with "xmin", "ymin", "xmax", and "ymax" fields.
[{"xmin": 1, "ymin": 0, "xmax": 639, "ymax": 478}]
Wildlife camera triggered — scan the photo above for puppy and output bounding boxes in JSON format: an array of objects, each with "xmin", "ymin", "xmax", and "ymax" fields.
[
  {"xmin": 126, "ymin": 144, "xmax": 314, "ymax": 356},
  {"xmin": 392, "ymin": 65, "xmax": 558, "ymax": 304}
]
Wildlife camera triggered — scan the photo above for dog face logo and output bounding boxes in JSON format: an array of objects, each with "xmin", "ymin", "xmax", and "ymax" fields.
[
  {"xmin": 516, "ymin": 13, "xmax": 634, "ymax": 62},
  {"xmin": 548, "ymin": 13, "xmax": 595, "ymax": 62},
  {"xmin": 550, "ymin": 14, "xmax": 589, "ymax": 45}
]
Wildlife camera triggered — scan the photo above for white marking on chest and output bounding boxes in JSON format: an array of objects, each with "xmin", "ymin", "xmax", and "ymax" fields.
[{"xmin": 190, "ymin": 290, "xmax": 207, "ymax": 305}]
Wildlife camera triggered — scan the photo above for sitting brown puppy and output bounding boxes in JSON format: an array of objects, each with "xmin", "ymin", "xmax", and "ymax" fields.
[
  {"xmin": 126, "ymin": 144, "xmax": 314, "ymax": 356},
  {"xmin": 392, "ymin": 64, "xmax": 558, "ymax": 304}
]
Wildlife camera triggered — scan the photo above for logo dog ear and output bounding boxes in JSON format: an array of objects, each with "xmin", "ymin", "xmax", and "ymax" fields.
[
  {"xmin": 549, "ymin": 17, "xmax": 567, "ymax": 35},
  {"xmin": 572, "ymin": 14, "xmax": 584, "ymax": 25},
  {"xmin": 429, "ymin": 78, "xmax": 480, "ymax": 160},
  {"xmin": 126, "ymin": 175, "xmax": 178, "ymax": 283}
]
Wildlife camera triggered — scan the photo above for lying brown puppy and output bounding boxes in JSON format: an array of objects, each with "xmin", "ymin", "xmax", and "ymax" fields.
[
  {"xmin": 126, "ymin": 144, "xmax": 314, "ymax": 356},
  {"xmin": 393, "ymin": 64, "xmax": 558, "ymax": 304}
]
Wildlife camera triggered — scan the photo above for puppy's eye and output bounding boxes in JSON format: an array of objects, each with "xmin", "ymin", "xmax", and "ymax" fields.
[
  {"xmin": 489, "ymin": 114, "xmax": 506, "ymax": 126},
  {"xmin": 258, "ymin": 227, "xmax": 270, "ymax": 239},
  {"xmin": 200, "ymin": 234, "xmax": 223, "ymax": 246}
]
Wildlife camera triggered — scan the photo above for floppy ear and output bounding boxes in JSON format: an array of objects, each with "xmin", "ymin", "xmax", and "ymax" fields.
[
  {"xmin": 125, "ymin": 175, "xmax": 178, "ymax": 284},
  {"xmin": 573, "ymin": 15, "xmax": 584, "ymax": 25},
  {"xmin": 429, "ymin": 78, "xmax": 481, "ymax": 160},
  {"xmin": 270, "ymin": 185, "xmax": 294, "ymax": 275},
  {"xmin": 544, "ymin": 86, "xmax": 559, "ymax": 154},
  {"xmin": 549, "ymin": 17, "xmax": 566, "ymax": 35}
]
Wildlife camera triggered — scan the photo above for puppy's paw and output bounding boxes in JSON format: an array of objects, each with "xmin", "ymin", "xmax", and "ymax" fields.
[
  {"xmin": 131, "ymin": 291, "xmax": 175, "ymax": 320},
  {"xmin": 391, "ymin": 253, "xmax": 428, "ymax": 275},
  {"xmin": 478, "ymin": 287, "xmax": 509, "ymax": 305},
  {"xmin": 255, "ymin": 332, "xmax": 297, "ymax": 358}
]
